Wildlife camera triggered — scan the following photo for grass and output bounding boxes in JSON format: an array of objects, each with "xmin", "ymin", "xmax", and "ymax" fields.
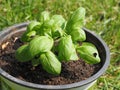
[{"xmin": 0, "ymin": 0, "xmax": 120, "ymax": 89}]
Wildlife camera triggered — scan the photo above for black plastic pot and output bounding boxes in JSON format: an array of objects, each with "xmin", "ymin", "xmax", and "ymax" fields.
[{"xmin": 0, "ymin": 22, "xmax": 110, "ymax": 90}]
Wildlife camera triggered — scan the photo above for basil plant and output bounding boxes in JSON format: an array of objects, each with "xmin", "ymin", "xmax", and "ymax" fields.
[{"xmin": 15, "ymin": 7, "xmax": 101, "ymax": 75}]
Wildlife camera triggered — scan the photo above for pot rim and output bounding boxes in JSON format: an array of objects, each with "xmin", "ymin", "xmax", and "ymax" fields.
[{"xmin": 0, "ymin": 22, "xmax": 110, "ymax": 90}]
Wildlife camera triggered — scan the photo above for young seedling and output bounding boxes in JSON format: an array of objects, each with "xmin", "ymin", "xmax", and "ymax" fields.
[{"xmin": 15, "ymin": 7, "xmax": 101, "ymax": 75}]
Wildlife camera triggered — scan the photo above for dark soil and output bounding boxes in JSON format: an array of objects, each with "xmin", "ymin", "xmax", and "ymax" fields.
[{"xmin": 0, "ymin": 33, "xmax": 102, "ymax": 85}]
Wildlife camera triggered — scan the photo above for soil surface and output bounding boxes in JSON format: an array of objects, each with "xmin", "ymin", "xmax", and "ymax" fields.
[{"xmin": 0, "ymin": 32, "xmax": 102, "ymax": 85}]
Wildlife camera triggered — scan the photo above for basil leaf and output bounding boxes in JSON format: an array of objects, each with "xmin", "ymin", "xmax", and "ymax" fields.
[
  {"xmin": 70, "ymin": 28, "xmax": 86, "ymax": 41},
  {"xmin": 40, "ymin": 51, "xmax": 61, "ymax": 75},
  {"xmin": 40, "ymin": 11, "xmax": 50, "ymax": 23},
  {"xmin": 77, "ymin": 42, "xmax": 101, "ymax": 64},
  {"xmin": 66, "ymin": 7, "xmax": 85, "ymax": 30},
  {"xmin": 15, "ymin": 44, "xmax": 32, "ymax": 62},
  {"xmin": 51, "ymin": 15, "xmax": 65, "ymax": 29},
  {"xmin": 37, "ymin": 19, "xmax": 54, "ymax": 36},
  {"xmin": 51, "ymin": 15, "xmax": 66, "ymax": 38},
  {"xmin": 58, "ymin": 35, "xmax": 78, "ymax": 61},
  {"xmin": 28, "ymin": 36, "xmax": 53, "ymax": 58},
  {"xmin": 21, "ymin": 21, "xmax": 41, "ymax": 42},
  {"xmin": 38, "ymin": 27, "xmax": 52, "ymax": 37},
  {"xmin": 22, "ymin": 31, "xmax": 37, "ymax": 42},
  {"xmin": 66, "ymin": 7, "xmax": 86, "ymax": 42},
  {"xmin": 27, "ymin": 21, "xmax": 41, "ymax": 32}
]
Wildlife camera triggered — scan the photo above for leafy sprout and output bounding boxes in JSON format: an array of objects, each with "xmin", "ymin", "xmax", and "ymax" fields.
[{"xmin": 15, "ymin": 7, "xmax": 101, "ymax": 75}]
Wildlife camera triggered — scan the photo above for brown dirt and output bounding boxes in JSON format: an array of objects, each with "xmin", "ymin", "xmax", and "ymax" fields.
[{"xmin": 0, "ymin": 33, "xmax": 102, "ymax": 85}]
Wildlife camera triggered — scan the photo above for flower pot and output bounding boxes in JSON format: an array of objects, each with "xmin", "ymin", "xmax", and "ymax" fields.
[{"xmin": 0, "ymin": 22, "xmax": 110, "ymax": 90}]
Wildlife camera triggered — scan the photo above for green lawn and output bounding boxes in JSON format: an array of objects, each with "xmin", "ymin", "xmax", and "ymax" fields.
[{"xmin": 0, "ymin": 0, "xmax": 120, "ymax": 90}]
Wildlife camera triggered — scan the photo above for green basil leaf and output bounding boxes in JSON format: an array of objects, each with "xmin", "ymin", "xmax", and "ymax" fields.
[
  {"xmin": 27, "ymin": 21, "xmax": 41, "ymax": 32},
  {"xmin": 70, "ymin": 28, "xmax": 86, "ymax": 41},
  {"xmin": 43, "ymin": 19, "xmax": 54, "ymax": 28},
  {"xmin": 15, "ymin": 44, "xmax": 32, "ymax": 62},
  {"xmin": 38, "ymin": 27, "xmax": 52, "ymax": 37},
  {"xmin": 21, "ymin": 31, "xmax": 37, "ymax": 42},
  {"xmin": 38, "ymin": 15, "xmax": 66, "ymax": 38},
  {"xmin": 36, "ymin": 19, "xmax": 54, "ymax": 37},
  {"xmin": 66, "ymin": 7, "xmax": 86, "ymax": 31},
  {"xmin": 52, "ymin": 15, "xmax": 66, "ymax": 38},
  {"xmin": 52, "ymin": 27, "xmax": 66, "ymax": 39},
  {"xmin": 40, "ymin": 51, "xmax": 61, "ymax": 75},
  {"xmin": 65, "ymin": 7, "xmax": 86, "ymax": 42},
  {"xmin": 21, "ymin": 21, "xmax": 41, "ymax": 42},
  {"xmin": 77, "ymin": 42, "xmax": 101, "ymax": 64},
  {"xmin": 40, "ymin": 11, "xmax": 50, "ymax": 23},
  {"xmin": 26, "ymin": 30, "xmax": 36, "ymax": 37},
  {"xmin": 28, "ymin": 36, "xmax": 53, "ymax": 58},
  {"xmin": 58, "ymin": 35, "xmax": 78, "ymax": 61},
  {"xmin": 51, "ymin": 15, "xmax": 65, "ymax": 29}
]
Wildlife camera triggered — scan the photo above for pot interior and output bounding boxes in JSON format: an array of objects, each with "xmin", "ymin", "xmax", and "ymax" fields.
[{"xmin": 0, "ymin": 23, "xmax": 110, "ymax": 90}]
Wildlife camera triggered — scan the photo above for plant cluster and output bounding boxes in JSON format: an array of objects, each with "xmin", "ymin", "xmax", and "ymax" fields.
[{"xmin": 15, "ymin": 7, "xmax": 100, "ymax": 75}]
